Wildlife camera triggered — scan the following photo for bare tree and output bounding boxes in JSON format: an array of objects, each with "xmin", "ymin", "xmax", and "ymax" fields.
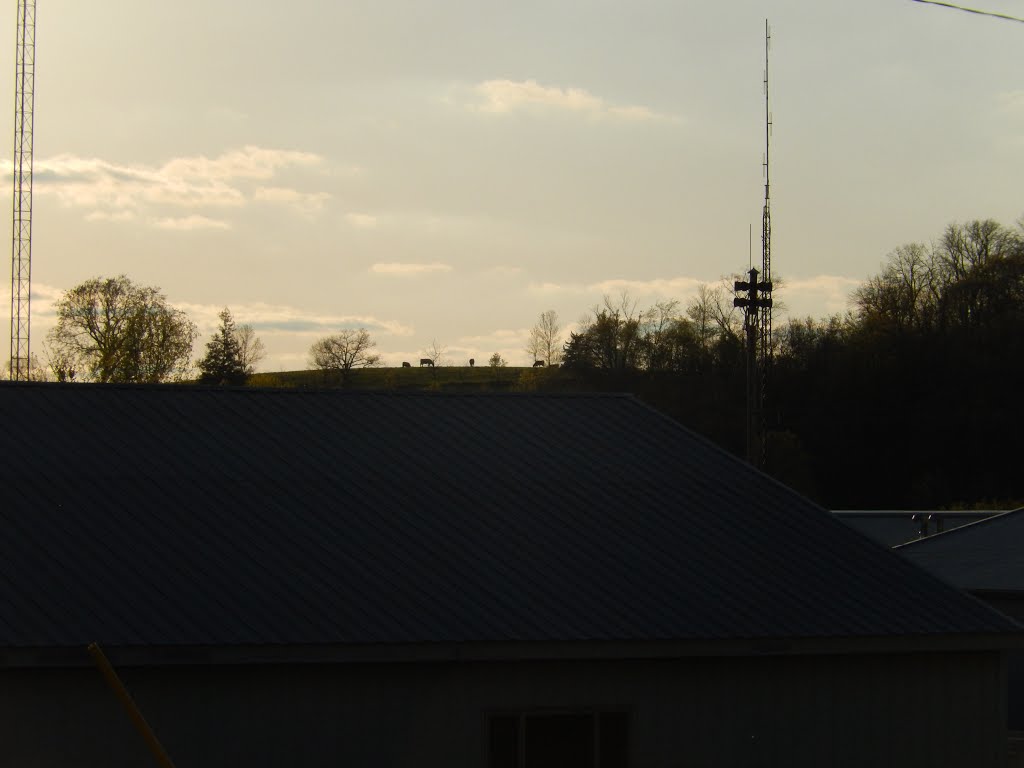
[
  {"xmin": 309, "ymin": 329, "xmax": 381, "ymax": 385},
  {"xmin": 853, "ymin": 243, "xmax": 940, "ymax": 331},
  {"xmin": 526, "ymin": 309, "xmax": 564, "ymax": 366},
  {"xmin": 235, "ymin": 323, "xmax": 266, "ymax": 375},
  {"xmin": 423, "ymin": 338, "xmax": 447, "ymax": 367},
  {"xmin": 685, "ymin": 284, "xmax": 720, "ymax": 353},
  {"xmin": 5, "ymin": 353, "xmax": 48, "ymax": 381}
]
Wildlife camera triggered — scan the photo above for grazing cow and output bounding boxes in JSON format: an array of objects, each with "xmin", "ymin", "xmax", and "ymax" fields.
[
  {"xmin": 469, "ymin": 358, "xmax": 475, "ymax": 367},
  {"xmin": 532, "ymin": 360, "xmax": 545, "ymax": 368},
  {"xmin": 420, "ymin": 358, "xmax": 434, "ymax": 367},
  {"xmin": 401, "ymin": 361, "xmax": 411, "ymax": 368}
]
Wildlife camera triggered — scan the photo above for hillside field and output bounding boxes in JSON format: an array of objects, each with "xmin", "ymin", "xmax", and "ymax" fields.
[{"xmin": 248, "ymin": 365, "xmax": 564, "ymax": 392}]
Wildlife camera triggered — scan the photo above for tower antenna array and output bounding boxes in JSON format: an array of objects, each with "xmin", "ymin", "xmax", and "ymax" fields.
[
  {"xmin": 759, "ymin": 19, "xmax": 773, "ymax": 467},
  {"xmin": 10, "ymin": 0, "xmax": 36, "ymax": 380},
  {"xmin": 733, "ymin": 20, "xmax": 774, "ymax": 468}
]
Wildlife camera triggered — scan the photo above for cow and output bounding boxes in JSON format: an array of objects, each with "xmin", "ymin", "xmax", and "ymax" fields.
[
  {"xmin": 420, "ymin": 358, "xmax": 434, "ymax": 367},
  {"xmin": 532, "ymin": 360, "xmax": 545, "ymax": 368},
  {"xmin": 401, "ymin": 361, "xmax": 411, "ymax": 368},
  {"xmin": 469, "ymin": 358, "xmax": 475, "ymax": 367}
]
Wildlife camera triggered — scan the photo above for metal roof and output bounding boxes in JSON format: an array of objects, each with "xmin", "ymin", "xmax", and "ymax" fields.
[
  {"xmin": 896, "ymin": 508, "xmax": 1024, "ymax": 593},
  {"xmin": 0, "ymin": 382, "xmax": 1016, "ymax": 652}
]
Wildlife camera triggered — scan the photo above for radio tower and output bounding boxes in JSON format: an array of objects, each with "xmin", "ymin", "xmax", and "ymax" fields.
[
  {"xmin": 10, "ymin": 0, "xmax": 36, "ymax": 381},
  {"xmin": 759, "ymin": 19, "xmax": 773, "ymax": 468},
  {"xmin": 733, "ymin": 20, "xmax": 774, "ymax": 468}
]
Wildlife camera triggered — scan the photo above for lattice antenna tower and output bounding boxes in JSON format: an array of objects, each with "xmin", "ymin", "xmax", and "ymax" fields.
[
  {"xmin": 10, "ymin": 0, "xmax": 36, "ymax": 381},
  {"xmin": 759, "ymin": 19, "xmax": 774, "ymax": 468}
]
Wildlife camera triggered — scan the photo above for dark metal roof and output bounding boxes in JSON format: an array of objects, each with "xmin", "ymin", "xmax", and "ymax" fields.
[
  {"xmin": 0, "ymin": 382, "xmax": 1016, "ymax": 651},
  {"xmin": 896, "ymin": 508, "xmax": 1024, "ymax": 593}
]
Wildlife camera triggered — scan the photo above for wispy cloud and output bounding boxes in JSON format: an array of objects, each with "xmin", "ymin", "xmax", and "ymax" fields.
[
  {"xmin": 371, "ymin": 262, "xmax": 453, "ymax": 276},
  {"xmin": 529, "ymin": 273, "xmax": 863, "ymax": 318},
  {"xmin": 345, "ymin": 212, "xmax": 379, "ymax": 229},
  {"xmin": 471, "ymin": 79, "xmax": 678, "ymax": 122},
  {"xmin": 997, "ymin": 90, "xmax": 1024, "ymax": 115},
  {"xmin": 529, "ymin": 276, "xmax": 702, "ymax": 298},
  {"xmin": 457, "ymin": 327, "xmax": 529, "ymax": 346},
  {"xmin": 10, "ymin": 146, "xmax": 329, "ymax": 228},
  {"xmin": 160, "ymin": 146, "xmax": 321, "ymax": 181},
  {"xmin": 152, "ymin": 215, "xmax": 231, "ymax": 231},
  {"xmin": 782, "ymin": 275, "xmax": 862, "ymax": 315},
  {"xmin": 179, "ymin": 300, "xmax": 414, "ymax": 338},
  {"xmin": 483, "ymin": 265, "xmax": 523, "ymax": 278},
  {"xmin": 254, "ymin": 186, "xmax": 332, "ymax": 217}
]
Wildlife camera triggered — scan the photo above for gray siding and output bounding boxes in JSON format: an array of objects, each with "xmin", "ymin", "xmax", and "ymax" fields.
[{"xmin": 0, "ymin": 652, "xmax": 1006, "ymax": 768}]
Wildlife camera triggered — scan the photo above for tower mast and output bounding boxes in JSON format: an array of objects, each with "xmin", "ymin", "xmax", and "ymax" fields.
[
  {"xmin": 734, "ymin": 20, "xmax": 774, "ymax": 468},
  {"xmin": 10, "ymin": 0, "xmax": 36, "ymax": 380},
  {"xmin": 759, "ymin": 19, "xmax": 773, "ymax": 468}
]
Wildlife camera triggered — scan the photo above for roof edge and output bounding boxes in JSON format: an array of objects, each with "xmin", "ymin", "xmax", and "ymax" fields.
[{"xmin": 6, "ymin": 633, "xmax": 1023, "ymax": 669}]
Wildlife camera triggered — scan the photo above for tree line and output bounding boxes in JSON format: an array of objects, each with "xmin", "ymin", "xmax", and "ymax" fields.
[
  {"xmin": 552, "ymin": 216, "xmax": 1024, "ymax": 510},
  {"xmin": 32, "ymin": 275, "xmax": 265, "ymax": 386},
  {"xmin": 18, "ymin": 214, "xmax": 1023, "ymax": 509}
]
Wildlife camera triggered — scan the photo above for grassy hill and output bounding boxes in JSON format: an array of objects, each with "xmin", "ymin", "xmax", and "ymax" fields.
[{"xmin": 248, "ymin": 365, "xmax": 560, "ymax": 392}]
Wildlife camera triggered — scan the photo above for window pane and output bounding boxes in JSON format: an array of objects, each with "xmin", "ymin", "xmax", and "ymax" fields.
[
  {"xmin": 525, "ymin": 714, "xmax": 593, "ymax": 768},
  {"xmin": 599, "ymin": 713, "xmax": 628, "ymax": 768},
  {"xmin": 489, "ymin": 716, "xmax": 519, "ymax": 768}
]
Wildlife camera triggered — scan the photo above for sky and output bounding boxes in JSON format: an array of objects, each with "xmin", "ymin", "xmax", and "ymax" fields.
[{"xmin": 2, "ymin": 0, "xmax": 1022, "ymax": 371}]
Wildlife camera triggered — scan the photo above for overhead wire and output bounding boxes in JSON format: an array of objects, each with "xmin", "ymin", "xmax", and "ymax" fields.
[{"xmin": 908, "ymin": 0, "xmax": 1024, "ymax": 24}]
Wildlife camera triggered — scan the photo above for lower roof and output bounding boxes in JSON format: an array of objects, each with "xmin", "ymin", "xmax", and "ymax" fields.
[{"xmin": 896, "ymin": 508, "xmax": 1024, "ymax": 593}]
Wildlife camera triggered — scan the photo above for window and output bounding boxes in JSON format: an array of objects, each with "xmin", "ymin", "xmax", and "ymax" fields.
[{"xmin": 487, "ymin": 711, "xmax": 628, "ymax": 768}]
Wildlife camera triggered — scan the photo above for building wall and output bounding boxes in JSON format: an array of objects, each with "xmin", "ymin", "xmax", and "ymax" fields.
[{"xmin": 0, "ymin": 650, "xmax": 1006, "ymax": 768}]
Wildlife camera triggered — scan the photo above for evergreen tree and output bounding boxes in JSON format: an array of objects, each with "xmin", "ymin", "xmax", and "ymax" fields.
[{"xmin": 197, "ymin": 308, "xmax": 247, "ymax": 386}]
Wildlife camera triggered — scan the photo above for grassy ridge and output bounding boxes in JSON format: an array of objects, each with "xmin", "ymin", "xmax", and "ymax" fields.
[{"xmin": 248, "ymin": 365, "xmax": 558, "ymax": 391}]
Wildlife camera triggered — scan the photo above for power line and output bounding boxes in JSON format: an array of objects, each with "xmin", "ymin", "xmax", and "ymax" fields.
[{"xmin": 909, "ymin": 0, "xmax": 1024, "ymax": 24}]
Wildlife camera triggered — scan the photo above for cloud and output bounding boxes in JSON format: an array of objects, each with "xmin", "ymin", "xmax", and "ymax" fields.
[
  {"xmin": 483, "ymin": 265, "xmax": 523, "ymax": 278},
  {"xmin": 151, "ymin": 215, "xmax": 231, "ymax": 231},
  {"xmin": 529, "ymin": 273, "xmax": 863, "ymax": 317},
  {"xmin": 254, "ymin": 186, "xmax": 332, "ymax": 216},
  {"xmin": 345, "ymin": 212, "xmax": 379, "ymax": 229},
  {"xmin": 85, "ymin": 210, "xmax": 136, "ymax": 223},
  {"xmin": 10, "ymin": 146, "xmax": 328, "ymax": 228},
  {"xmin": 528, "ymin": 276, "xmax": 702, "ymax": 298},
  {"xmin": 471, "ymin": 79, "xmax": 678, "ymax": 122},
  {"xmin": 178, "ymin": 300, "xmax": 414, "ymax": 338},
  {"xmin": 997, "ymin": 90, "xmax": 1024, "ymax": 117},
  {"xmin": 781, "ymin": 275, "xmax": 862, "ymax": 316},
  {"xmin": 456, "ymin": 327, "xmax": 529, "ymax": 346},
  {"xmin": 371, "ymin": 262, "xmax": 453, "ymax": 276},
  {"xmin": 160, "ymin": 145, "xmax": 321, "ymax": 181}
]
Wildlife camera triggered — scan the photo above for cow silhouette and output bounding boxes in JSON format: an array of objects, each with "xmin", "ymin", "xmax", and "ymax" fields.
[{"xmin": 420, "ymin": 359, "xmax": 434, "ymax": 367}]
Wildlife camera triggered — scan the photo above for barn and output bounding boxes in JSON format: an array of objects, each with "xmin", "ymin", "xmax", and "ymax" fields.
[{"xmin": 0, "ymin": 382, "xmax": 1019, "ymax": 767}]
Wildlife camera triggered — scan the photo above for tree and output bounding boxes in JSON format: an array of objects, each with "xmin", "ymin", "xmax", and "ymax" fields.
[
  {"xmin": 526, "ymin": 309, "xmax": 563, "ymax": 366},
  {"xmin": 197, "ymin": 308, "xmax": 248, "ymax": 386},
  {"xmin": 422, "ymin": 338, "xmax": 447, "ymax": 367},
  {"xmin": 488, "ymin": 352, "xmax": 507, "ymax": 367},
  {"xmin": 5, "ymin": 353, "xmax": 48, "ymax": 381},
  {"xmin": 235, "ymin": 323, "xmax": 266, "ymax": 375},
  {"xmin": 853, "ymin": 243, "xmax": 941, "ymax": 332},
  {"xmin": 562, "ymin": 294, "xmax": 645, "ymax": 371},
  {"xmin": 309, "ymin": 328, "xmax": 381, "ymax": 385},
  {"xmin": 47, "ymin": 275, "xmax": 197, "ymax": 383}
]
